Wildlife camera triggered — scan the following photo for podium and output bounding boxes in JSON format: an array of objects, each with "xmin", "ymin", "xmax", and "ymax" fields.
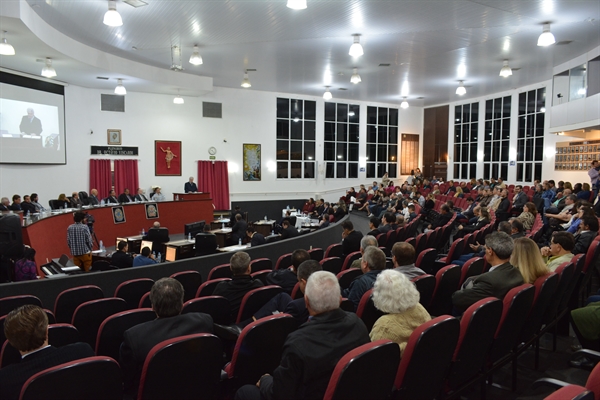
[{"xmin": 173, "ymin": 192, "xmax": 211, "ymax": 201}]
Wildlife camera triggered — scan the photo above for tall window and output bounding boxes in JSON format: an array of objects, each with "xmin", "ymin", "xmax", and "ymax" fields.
[
  {"xmin": 483, "ymin": 96, "xmax": 511, "ymax": 180},
  {"xmin": 453, "ymin": 103, "xmax": 479, "ymax": 180},
  {"xmin": 400, "ymin": 134, "xmax": 420, "ymax": 175},
  {"xmin": 276, "ymin": 98, "xmax": 316, "ymax": 179},
  {"xmin": 366, "ymin": 106, "xmax": 398, "ymax": 178},
  {"xmin": 516, "ymin": 88, "xmax": 546, "ymax": 182},
  {"xmin": 324, "ymin": 103, "xmax": 360, "ymax": 178}
]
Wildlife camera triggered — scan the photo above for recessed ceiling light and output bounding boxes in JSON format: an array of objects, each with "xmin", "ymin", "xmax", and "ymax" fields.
[
  {"xmin": 286, "ymin": 0, "xmax": 307, "ymax": 10},
  {"xmin": 400, "ymin": 97, "xmax": 409, "ymax": 109},
  {"xmin": 349, "ymin": 34, "xmax": 363, "ymax": 57}
]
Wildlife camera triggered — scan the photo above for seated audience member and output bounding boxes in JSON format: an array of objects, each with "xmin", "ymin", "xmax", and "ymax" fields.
[
  {"xmin": 29, "ymin": 193, "xmax": 45, "ymax": 212},
  {"xmin": 88, "ymin": 189, "xmax": 100, "ymax": 205},
  {"xmin": 184, "ymin": 177, "xmax": 198, "ymax": 193},
  {"xmin": 195, "ymin": 225, "xmax": 218, "ymax": 256},
  {"xmin": 510, "ymin": 237, "xmax": 550, "ymax": 284},
  {"xmin": 143, "ymin": 221, "xmax": 170, "ymax": 255},
  {"xmin": 424, "ymin": 204, "xmax": 453, "ymax": 233},
  {"xmin": 510, "ymin": 219, "xmax": 526, "ymax": 239},
  {"xmin": 120, "ymin": 278, "xmax": 213, "ymax": 397},
  {"xmin": 512, "ymin": 185, "xmax": 528, "ymax": 212},
  {"xmin": 134, "ymin": 188, "xmax": 148, "ymax": 202},
  {"xmin": 0, "ymin": 305, "xmax": 95, "ymax": 400},
  {"xmin": 213, "ymin": 252, "xmax": 264, "ymax": 319},
  {"xmin": 406, "ymin": 204, "xmax": 418, "ymax": 222},
  {"xmin": 104, "ymin": 189, "xmax": 119, "ymax": 204},
  {"xmin": 235, "ymin": 271, "xmax": 370, "ymax": 400},
  {"xmin": 456, "ymin": 206, "xmax": 489, "ymax": 238},
  {"xmin": 546, "ymin": 194, "xmax": 577, "ymax": 228},
  {"xmin": 452, "ymin": 232, "xmax": 523, "ymax": 312},
  {"xmin": 343, "ymin": 246, "xmax": 386, "ymax": 310},
  {"xmin": 266, "ymin": 249, "xmax": 310, "ymax": 294},
  {"xmin": 14, "ymin": 247, "xmax": 38, "ymax": 281},
  {"xmin": 454, "ymin": 186, "xmax": 464, "ymax": 198},
  {"xmin": 379, "ymin": 213, "xmax": 396, "ymax": 233},
  {"xmin": 150, "ymin": 187, "xmax": 166, "ymax": 202},
  {"xmin": 567, "ymin": 204, "xmax": 595, "ymax": 234},
  {"xmin": 312, "ymin": 198, "xmax": 325, "ymax": 217},
  {"xmin": 540, "ymin": 231, "xmax": 575, "ymax": 272},
  {"xmin": 111, "ymin": 241, "xmax": 134, "ymax": 269},
  {"xmin": 20, "ymin": 195, "xmax": 36, "ymax": 215},
  {"xmin": 333, "ymin": 201, "xmax": 347, "ymax": 222},
  {"xmin": 578, "ymin": 183, "xmax": 592, "ymax": 200},
  {"xmin": 70, "ymin": 192, "xmax": 83, "ymax": 208},
  {"xmin": 246, "ymin": 226, "xmax": 266, "ymax": 247},
  {"xmin": 231, "ymin": 214, "xmax": 248, "ymax": 244},
  {"xmin": 392, "ymin": 242, "xmax": 426, "ymax": 279},
  {"xmin": 573, "ymin": 216, "xmax": 598, "ymax": 255},
  {"xmin": 351, "ymin": 235, "xmax": 379, "ymax": 270},
  {"xmin": 341, "ymin": 220, "xmax": 363, "ymax": 256},
  {"xmin": 516, "ymin": 202, "xmax": 537, "ymax": 231},
  {"xmin": 0, "ymin": 197, "xmax": 10, "ymax": 211},
  {"xmin": 318, "ymin": 214, "xmax": 330, "ymax": 229},
  {"xmin": 345, "ymin": 187, "xmax": 358, "ymax": 204},
  {"xmin": 280, "ymin": 219, "xmax": 299, "ymax": 239},
  {"xmin": 367, "ymin": 217, "xmax": 381, "ymax": 236},
  {"xmin": 118, "ymin": 188, "xmax": 134, "ymax": 203},
  {"xmin": 494, "ymin": 189, "xmax": 510, "ymax": 221},
  {"xmin": 9, "ymin": 195, "xmax": 21, "ymax": 211},
  {"xmin": 370, "ymin": 270, "xmax": 431, "ymax": 354},
  {"xmin": 132, "ymin": 246, "xmax": 157, "ymax": 267}
]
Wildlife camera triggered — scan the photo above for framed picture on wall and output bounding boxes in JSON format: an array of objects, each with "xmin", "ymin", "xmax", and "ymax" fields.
[
  {"xmin": 243, "ymin": 143, "xmax": 261, "ymax": 181},
  {"xmin": 145, "ymin": 203, "xmax": 159, "ymax": 219},
  {"xmin": 107, "ymin": 129, "xmax": 122, "ymax": 145},
  {"xmin": 111, "ymin": 206, "xmax": 126, "ymax": 224},
  {"xmin": 155, "ymin": 140, "xmax": 181, "ymax": 176}
]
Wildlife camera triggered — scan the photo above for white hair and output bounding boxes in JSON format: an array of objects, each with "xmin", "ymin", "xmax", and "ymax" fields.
[
  {"xmin": 372, "ymin": 270, "xmax": 420, "ymax": 314},
  {"xmin": 304, "ymin": 271, "xmax": 340, "ymax": 314}
]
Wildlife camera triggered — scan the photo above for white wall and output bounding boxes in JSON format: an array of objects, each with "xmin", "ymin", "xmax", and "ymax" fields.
[{"xmin": 0, "ymin": 84, "xmax": 423, "ymax": 206}]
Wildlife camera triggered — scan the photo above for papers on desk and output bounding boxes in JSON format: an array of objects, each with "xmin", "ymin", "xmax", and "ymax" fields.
[
  {"xmin": 220, "ymin": 228, "xmax": 232, "ymax": 232},
  {"xmin": 91, "ymin": 250, "xmax": 103, "ymax": 254},
  {"xmin": 218, "ymin": 244, "xmax": 249, "ymax": 252}
]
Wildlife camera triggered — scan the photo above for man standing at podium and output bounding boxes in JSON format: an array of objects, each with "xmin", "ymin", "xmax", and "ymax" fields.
[
  {"xmin": 19, "ymin": 108, "xmax": 42, "ymax": 135},
  {"xmin": 184, "ymin": 177, "xmax": 198, "ymax": 193}
]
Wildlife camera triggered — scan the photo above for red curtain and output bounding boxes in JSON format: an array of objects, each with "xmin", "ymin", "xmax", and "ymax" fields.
[
  {"xmin": 114, "ymin": 160, "xmax": 139, "ymax": 196},
  {"xmin": 197, "ymin": 160, "xmax": 230, "ymax": 210},
  {"xmin": 89, "ymin": 159, "xmax": 111, "ymax": 198}
]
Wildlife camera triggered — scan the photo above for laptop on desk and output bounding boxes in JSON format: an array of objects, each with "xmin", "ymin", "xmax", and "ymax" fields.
[{"xmin": 56, "ymin": 254, "xmax": 82, "ymax": 272}]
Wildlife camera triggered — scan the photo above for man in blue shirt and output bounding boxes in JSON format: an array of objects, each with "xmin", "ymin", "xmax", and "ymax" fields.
[{"xmin": 133, "ymin": 246, "xmax": 157, "ymax": 267}]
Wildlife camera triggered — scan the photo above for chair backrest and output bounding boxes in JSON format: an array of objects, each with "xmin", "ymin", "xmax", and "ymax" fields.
[
  {"xmin": 411, "ymin": 274, "xmax": 436, "ymax": 308},
  {"xmin": 394, "ymin": 316, "xmax": 460, "ymax": 399},
  {"xmin": 138, "ymin": 334, "xmax": 223, "ymax": 400},
  {"xmin": 0, "ymin": 295, "xmax": 42, "ymax": 317},
  {"xmin": 249, "ymin": 258, "xmax": 273, "ymax": 273},
  {"xmin": 182, "ymin": 296, "xmax": 231, "ymax": 325},
  {"xmin": 323, "ymin": 339, "xmax": 400, "ymax": 400},
  {"xmin": 275, "ymin": 253, "xmax": 293, "ymax": 270},
  {"xmin": 251, "ymin": 270, "xmax": 271, "ymax": 285},
  {"xmin": 308, "ymin": 248, "xmax": 324, "ymax": 262},
  {"xmin": 377, "ymin": 233, "xmax": 387, "ymax": 248},
  {"xmin": 236, "ymin": 285, "xmax": 284, "ymax": 323},
  {"xmin": 415, "ymin": 248, "xmax": 437, "ymax": 275},
  {"xmin": 91, "ymin": 260, "xmax": 118, "ymax": 271},
  {"xmin": 170, "ymin": 271, "xmax": 203, "ymax": 301},
  {"xmin": 584, "ymin": 240, "xmax": 600, "ymax": 273},
  {"xmin": 337, "ymin": 268, "xmax": 363, "ymax": 291},
  {"xmin": 342, "ymin": 251, "xmax": 361, "ymax": 271},
  {"xmin": 447, "ymin": 298, "xmax": 503, "ymax": 390},
  {"xmin": 386, "ymin": 230, "xmax": 397, "ymax": 251},
  {"xmin": 356, "ymin": 289, "xmax": 385, "ymax": 331},
  {"xmin": 71, "ymin": 297, "xmax": 128, "ymax": 348},
  {"xmin": 542, "ymin": 262, "xmax": 575, "ymax": 325},
  {"xmin": 325, "ymin": 243, "xmax": 344, "ymax": 258},
  {"xmin": 544, "ymin": 385, "xmax": 594, "ymax": 400},
  {"xmin": 95, "ymin": 308, "xmax": 155, "ymax": 360},
  {"xmin": 290, "ymin": 282, "xmax": 302, "ymax": 300},
  {"xmin": 459, "ymin": 257, "xmax": 485, "ymax": 286},
  {"xmin": 196, "ymin": 278, "xmax": 232, "ymax": 297},
  {"xmin": 54, "ymin": 285, "xmax": 104, "ymax": 323},
  {"xmin": 520, "ymin": 273, "xmax": 559, "ymax": 343},
  {"xmin": 225, "ymin": 314, "xmax": 298, "ymax": 390},
  {"xmin": 585, "ymin": 360, "xmax": 600, "ymax": 399},
  {"xmin": 20, "ymin": 356, "xmax": 122, "ymax": 400},
  {"xmin": 428, "ymin": 265, "xmax": 461, "ymax": 316},
  {"xmin": 446, "ymin": 238, "xmax": 465, "ymax": 262},
  {"xmin": 114, "ymin": 278, "xmax": 155, "ymax": 309},
  {"xmin": 207, "ymin": 264, "xmax": 232, "ymax": 280},
  {"xmin": 139, "ymin": 292, "xmax": 151, "ymax": 308},
  {"xmin": 320, "ymin": 257, "xmax": 343, "ymax": 275},
  {"xmin": 415, "ymin": 232, "xmax": 429, "ymax": 254}
]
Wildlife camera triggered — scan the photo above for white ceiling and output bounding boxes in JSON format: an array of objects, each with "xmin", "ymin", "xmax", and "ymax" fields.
[{"xmin": 1, "ymin": 0, "xmax": 599, "ymax": 106}]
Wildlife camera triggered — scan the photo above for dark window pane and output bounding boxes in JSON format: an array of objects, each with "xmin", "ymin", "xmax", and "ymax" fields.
[
  {"xmin": 389, "ymin": 108, "xmax": 398, "ymax": 126},
  {"xmin": 535, "ymin": 114, "xmax": 545, "ymax": 136},
  {"xmin": 517, "ymin": 139, "xmax": 525, "ymax": 161},
  {"xmin": 290, "ymin": 141, "xmax": 302, "ymax": 160},
  {"xmin": 461, "ymin": 164, "xmax": 468, "ymax": 180},
  {"xmin": 519, "ymin": 92, "xmax": 527, "ymax": 115},
  {"xmin": 501, "ymin": 141, "xmax": 509, "ymax": 161},
  {"xmin": 525, "ymin": 139, "xmax": 534, "ymax": 160},
  {"xmin": 500, "ymin": 163, "xmax": 508, "ymax": 180},
  {"xmin": 471, "ymin": 123, "xmax": 478, "ymax": 142},
  {"xmin": 492, "ymin": 144, "xmax": 500, "ymax": 161},
  {"xmin": 378, "ymin": 108, "xmax": 388, "ymax": 125},
  {"xmin": 388, "ymin": 164, "xmax": 397, "ymax": 178},
  {"xmin": 494, "ymin": 98, "xmax": 502, "ymax": 119},
  {"xmin": 291, "ymin": 99, "xmax": 303, "ymax": 120},
  {"xmin": 349, "ymin": 143, "xmax": 359, "ymax": 161},
  {"xmin": 277, "ymin": 162, "xmax": 288, "ymax": 178},
  {"xmin": 277, "ymin": 98, "xmax": 289, "ymax": 119},
  {"xmin": 348, "ymin": 163, "xmax": 358, "ymax": 178},
  {"xmin": 484, "ymin": 143, "xmax": 491, "ymax": 162},
  {"xmin": 377, "ymin": 163, "xmax": 387, "ymax": 178},
  {"xmin": 291, "ymin": 119, "xmax": 302, "ymax": 139},
  {"xmin": 304, "ymin": 121, "xmax": 315, "ymax": 141},
  {"xmin": 277, "ymin": 120, "xmax": 289, "ymax": 139},
  {"xmin": 326, "ymin": 162, "xmax": 335, "ymax": 178},
  {"xmin": 290, "ymin": 162, "xmax": 302, "ymax": 179},
  {"xmin": 502, "ymin": 118, "xmax": 510, "ymax": 140},
  {"xmin": 304, "ymin": 162, "xmax": 315, "ymax": 178},
  {"xmin": 337, "ymin": 104, "xmax": 348, "ymax": 122},
  {"xmin": 378, "ymin": 126, "xmax": 388, "ymax": 143},
  {"xmin": 527, "ymin": 90, "xmax": 536, "ymax": 114},
  {"xmin": 462, "ymin": 125, "xmax": 469, "ymax": 142},
  {"xmin": 455, "ymin": 125, "xmax": 462, "ymax": 143},
  {"xmin": 367, "ymin": 125, "xmax": 377, "ymax": 143},
  {"xmin": 461, "ymin": 144, "xmax": 469, "ymax": 162},
  {"xmin": 377, "ymin": 145, "xmax": 387, "ymax": 162},
  {"xmin": 389, "ymin": 127, "xmax": 398, "ymax": 144},
  {"xmin": 337, "ymin": 123, "xmax": 347, "ymax": 142},
  {"xmin": 324, "ymin": 123, "xmax": 336, "ymax": 141},
  {"xmin": 336, "ymin": 163, "xmax": 347, "ymax": 179},
  {"xmin": 454, "ymin": 164, "xmax": 460, "ymax": 179},
  {"xmin": 304, "ymin": 100, "xmax": 316, "ymax": 120},
  {"xmin": 336, "ymin": 143, "xmax": 347, "ymax": 161},
  {"xmin": 454, "ymin": 145, "xmax": 461, "ymax": 162},
  {"xmin": 492, "ymin": 164, "xmax": 499, "ymax": 179},
  {"xmin": 518, "ymin": 116, "xmax": 526, "ymax": 139},
  {"xmin": 389, "ymin": 145, "xmax": 398, "ymax": 162},
  {"xmin": 470, "ymin": 164, "xmax": 476, "ymax": 179},
  {"xmin": 485, "ymin": 100, "xmax": 493, "ymax": 120},
  {"xmin": 455, "ymin": 105, "xmax": 462, "ymax": 123},
  {"xmin": 349, "ymin": 124, "xmax": 359, "ymax": 142},
  {"xmin": 349, "ymin": 104, "xmax": 360, "ymax": 123},
  {"xmin": 535, "ymin": 138, "xmax": 543, "ymax": 161},
  {"xmin": 503, "ymin": 96, "xmax": 511, "ymax": 118},
  {"xmin": 470, "ymin": 143, "xmax": 477, "ymax": 162},
  {"xmin": 325, "ymin": 102, "xmax": 336, "ymax": 122},
  {"xmin": 526, "ymin": 115, "xmax": 535, "ymax": 137},
  {"xmin": 463, "ymin": 103, "xmax": 471, "ymax": 123},
  {"xmin": 324, "ymin": 142, "xmax": 335, "ymax": 161},
  {"xmin": 525, "ymin": 163, "xmax": 532, "ymax": 182},
  {"xmin": 367, "ymin": 106, "xmax": 377, "ymax": 125},
  {"xmin": 304, "ymin": 142, "xmax": 315, "ymax": 161},
  {"xmin": 484, "ymin": 164, "xmax": 490, "ymax": 180},
  {"xmin": 367, "ymin": 144, "xmax": 376, "ymax": 162},
  {"xmin": 534, "ymin": 163, "xmax": 542, "ymax": 181},
  {"xmin": 277, "ymin": 140, "xmax": 288, "ymax": 160},
  {"xmin": 471, "ymin": 102, "xmax": 479, "ymax": 122},
  {"xmin": 493, "ymin": 120, "xmax": 501, "ymax": 141},
  {"xmin": 485, "ymin": 121, "xmax": 493, "ymax": 140},
  {"xmin": 517, "ymin": 163, "xmax": 524, "ymax": 181},
  {"xmin": 536, "ymin": 88, "xmax": 546, "ymax": 113},
  {"xmin": 366, "ymin": 163, "xmax": 376, "ymax": 178}
]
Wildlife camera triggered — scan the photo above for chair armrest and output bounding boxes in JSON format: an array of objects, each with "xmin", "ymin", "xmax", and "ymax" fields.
[
  {"xmin": 531, "ymin": 377, "xmax": 569, "ymax": 391},
  {"xmin": 572, "ymin": 349, "xmax": 600, "ymax": 364}
]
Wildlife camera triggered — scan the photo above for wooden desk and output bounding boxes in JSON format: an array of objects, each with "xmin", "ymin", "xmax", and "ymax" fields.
[
  {"xmin": 172, "ymin": 192, "xmax": 211, "ymax": 201},
  {"xmin": 210, "ymin": 229, "xmax": 232, "ymax": 248},
  {"xmin": 165, "ymin": 239, "xmax": 196, "ymax": 261},
  {"xmin": 253, "ymin": 220, "xmax": 276, "ymax": 237}
]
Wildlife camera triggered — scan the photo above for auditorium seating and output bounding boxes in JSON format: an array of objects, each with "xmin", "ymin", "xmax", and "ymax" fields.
[
  {"xmin": 96, "ymin": 309, "xmax": 155, "ymax": 361},
  {"xmin": 196, "ymin": 278, "xmax": 231, "ymax": 298},
  {"xmin": 274, "ymin": 253, "xmax": 292, "ymax": 270},
  {"xmin": 71, "ymin": 297, "xmax": 128, "ymax": 349},
  {"xmin": 0, "ymin": 295, "xmax": 42, "ymax": 317},
  {"xmin": 114, "ymin": 278, "xmax": 154, "ymax": 309},
  {"xmin": 249, "ymin": 258, "xmax": 272, "ymax": 273},
  {"xmin": 170, "ymin": 271, "xmax": 203, "ymax": 301},
  {"xmin": 320, "ymin": 257, "xmax": 343, "ymax": 275},
  {"xmin": 236, "ymin": 286, "xmax": 284, "ymax": 324},
  {"xmin": 250, "ymin": 269, "xmax": 271, "ymax": 285},
  {"xmin": 341, "ymin": 251, "xmax": 361, "ymax": 271},
  {"xmin": 337, "ymin": 268, "xmax": 362, "ymax": 290},
  {"xmin": 207, "ymin": 264, "xmax": 232, "ymax": 280},
  {"xmin": 356, "ymin": 289, "xmax": 385, "ymax": 331},
  {"xmin": 308, "ymin": 247, "xmax": 324, "ymax": 261},
  {"xmin": 54, "ymin": 285, "xmax": 104, "ymax": 323},
  {"xmin": 324, "ymin": 243, "xmax": 343, "ymax": 258},
  {"xmin": 428, "ymin": 265, "xmax": 461, "ymax": 317},
  {"xmin": 411, "ymin": 274, "xmax": 435, "ymax": 309}
]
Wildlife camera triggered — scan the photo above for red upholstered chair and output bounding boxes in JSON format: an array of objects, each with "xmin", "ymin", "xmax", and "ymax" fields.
[
  {"xmin": 275, "ymin": 253, "xmax": 293, "ymax": 270},
  {"xmin": 0, "ymin": 295, "xmax": 42, "ymax": 317},
  {"xmin": 533, "ymin": 351, "xmax": 600, "ymax": 399},
  {"xmin": 436, "ymin": 238, "xmax": 465, "ymax": 268},
  {"xmin": 393, "ymin": 316, "xmax": 460, "ymax": 399},
  {"xmin": 386, "ymin": 230, "xmax": 397, "ymax": 252},
  {"xmin": 411, "ymin": 275, "xmax": 435, "ymax": 308},
  {"xmin": 251, "ymin": 269, "xmax": 271, "ymax": 285},
  {"xmin": 320, "ymin": 257, "xmax": 343, "ymax": 275},
  {"xmin": 207, "ymin": 263, "xmax": 232, "ymax": 280},
  {"xmin": 356, "ymin": 289, "xmax": 385, "ymax": 331},
  {"xmin": 519, "ymin": 273, "xmax": 559, "ymax": 353},
  {"xmin": 138, "ymin": 292, "xmax": 151, "ymax": 308},
  {"xmin": 325, "ymin": 243, "xmax": 344, "ymax": 258},
  {"xmin": 415, "ymin": 232, "xmax": 430, "ymax": 255},
  {"xmin": 71, "ymin": 297, "xmax": 128, "ymax": 348},
  {"xmin": 19, "ymin": 356, "xmax": 122, "ymax": 400},
  {"xmin": 323, "ymin": 339, "xmax": 400, "ymax": 400},
  {"xmin": 415, "ymin": 248, "xmax": 437, "ymax": 275},
  {"xmin": 223, "ymin": 314, "xmax": 298, "ymax": 392},
  {"xmin": 337, "ymin": 268, "xmax": 362, "ymax": 291},
  {"xmin": 458, "ymin": 257, "xmax": 485, "ymax": 286},
  {"xmin": 138, "ymin": 334, "xmax": 222, "ymax": 400},
  {"xmin": 196, "ymin": 278, "xmax": 231, "ymax": 298},
  {"xmin": 249, "ymin": 258, "xmax": 273, "ymax": 273},
  {"xmin": 341, "ymin": 251, "xmax": 361, "ymax": 271},
  {"xmin": 96, "ymin": 308, "xmax": 155, "ymax": 361},
  {"xmin": 114, "ymin": 278, "xmax": 154, "ymax": 309},
  {"xmin": 54, "ymin": 285, "xmax": 104, "ymax": 323},
  {"xmin": 543, "ymin": 385, "xmax": 593, "ymax": 400},
  {"xmin": 170, "ymin": 271, "xmax": 203, "ymax": 301},
  {"xmin": 308, "ymin": 248, "xmax": 324, "ymax": 262},
  {"xmin": 377, "ymin": 233, "xmax": 387, "ymax": 248},
  {"xmin": 236, "ymin": 285, "xmax": 284, "ymax": 323},
  {"xmin": 182, "ymin": 296, "xmax": 231, "ymax": 325},
  {"xmin": 427, "ymin": 265, "xmax": 461, "ymax": 316},
  {"xmin": 290, "ymin": 282, "xmax": 302, "ymax": 300}
]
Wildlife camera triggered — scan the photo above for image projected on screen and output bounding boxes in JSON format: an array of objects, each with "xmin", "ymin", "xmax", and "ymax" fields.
[{"xmin": 0, "ymin": 81, "xmax": 66, "ymax": 164}]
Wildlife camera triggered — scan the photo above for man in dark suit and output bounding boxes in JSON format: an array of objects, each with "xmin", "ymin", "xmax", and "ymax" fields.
[
  {"xmin": 143, "ymin": 222, "xmax": 171, "ymax": 255},
  {"xmin": 195, "ymin": 225, "xmax": 218, "ymax": 256},
  {"xmin": 266, "ymin": 249, "xmax": 310, "ymax": 294},
  {"xmin": 70, "ymin": 192, "xmax": 83, "ymax": 208},
  {"xmin": 19, "ymin": 108, "xmax": 43, "ymax": 135},
  {"xmin": 573, "ymin": 216, "xmax": 598, "ymax": 255},
  {"xmin": 120, "ymin": 278, "xmax": 213, "ymax": 398},
  {"xmin": 88, "ymin": 189, "xmax": 100, "ymax": 205},
  {"xmin": 246, "ymin": 226, "xmax": 266, "ymax": 247},
  {"xmin": 230, "ymin": 206, "xmax": 242, "ymax": 226},
  {"xmin": 235, "ymin": 270, "xmax": 370, "ymax": 400},
  {"xmin": 452, "ymin": 231, "xmax": 524, "ymax": 312},
  {"xmin": 231, "ymin": 214, "xmax": 248, "ymax": 244},
  {"xmin": 118, "ymin": 188, "xmax": 134, "ymax": 203},
  {"xmin": 20, "ymin": 195, "xmax": 37, "ymax": 215},
  {"xmin": 342, "ymin": 246, "xmax": 385, "ymax": 311},
  {"xmin": 280, "ymin": 220, "xmax": 299, "ymax": 239},
  {"xmin": 9, "ymin": 194, "xmax": 21, "ymax": 211},
  {"xmin": 425, "ymin": 204, "xmax": 453, "ymax": 232},
  {"xmin": 512, "ymin": 185, "xmax": 528, "ymax": 212},
  {"xmin": 134, "ymin": 188, "xmax": 148, "ymax": 202},
  {"xmin": 111, "ymin": 240, "xmax": 134, "ymax": 268},
  {"xmin": 495, "ymin": 189, "xmax": 511, "ymax": 222},
  {"xmin": 367, "ymin": 217, "xmax": 381, "ymax": 236},
  {"xmin": 341, "ymin": 220, "xmax": 363, "ymax": 256},
  {"xmin": 0, "ymin": 197, "xmax": 10, "ymax": 211},
  {"xmin": 0, "ymin": 305, "xmax": 95, "ymax": 400},
  {"xmin": 104, "ymin": 189, "xmax": 119, "ymax": 204},
  {"xmin": 184, "ymin": 177, "xmax": 198, "ymax": 193}
]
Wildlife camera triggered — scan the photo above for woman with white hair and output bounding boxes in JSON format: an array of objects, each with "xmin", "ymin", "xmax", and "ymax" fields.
[{"xmin": 370, "ymin": 269, "xmax": 431, "ymax": 353}]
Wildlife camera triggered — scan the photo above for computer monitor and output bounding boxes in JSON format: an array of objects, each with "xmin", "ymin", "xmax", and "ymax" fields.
[
  {"xmin": 184, "ymin": 220, "xmax": 206, "ymax": 237},
  {"xmin": 165, "ymin": 246, "xmax": 177, "ymax": 262},
  {"xmin": 140, "ymin": 240, "xmax": 153, "ymax": 253},
  {"xmin": 116, "ymin": 237, "xmax": 128, "ymax": 249}
]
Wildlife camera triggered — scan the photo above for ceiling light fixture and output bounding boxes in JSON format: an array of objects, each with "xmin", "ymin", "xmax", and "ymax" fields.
[
  {"xmin": 537, "ymin": 23, "xmax": 556, "ymax": 46},
  {"xmin": 456, "ymin": 81, "xmax": 466, "ymax": 96},
  {"xmin": 173, "ymin": 95, "xmax": 184, "ymax": 104},
  {"xmin": 323, "ymin": 87, "xmax": 332, "ymax": 100},
  {"xmin": 350, "ymin": 68, "xmax": 361, "ymax": 84},
  {"xmin": 241, "ymin": 70, "xmax": 251, "ymax": 88},
  {"xmin": 349, "ymin": 34, "xmax": 364, "ymax": 57},
  {"xmin": 499, "ymin": 60, "xmax": 512, "ymax": 77},
  {"xmin": 103, "ymin": 0, "xmax": 123, "ymax": 27},
  {"xmin": 114, "ymin": 79, "xmax": 127, "ymax": 95},
  {"xmin": 41, "ymin": 58, "xmax": 57, "ymax": 78},
  {"xmin": 189, "ymin": 45, "xmax": 203, "ymax": 66},
  {"xmin": 286, "ymin": 0, "xmax": 307, "ymax": 10},
  {"xmin": 400, "ymin": 97, "xmax": 409, "ymax": 109},
  {"xmin": 170, "ymin": 45, "xmax": 183, "ymax": 71},
  {"xmin": 0, "ymin": 31, "xmax": 15, "ymax": 55}
]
